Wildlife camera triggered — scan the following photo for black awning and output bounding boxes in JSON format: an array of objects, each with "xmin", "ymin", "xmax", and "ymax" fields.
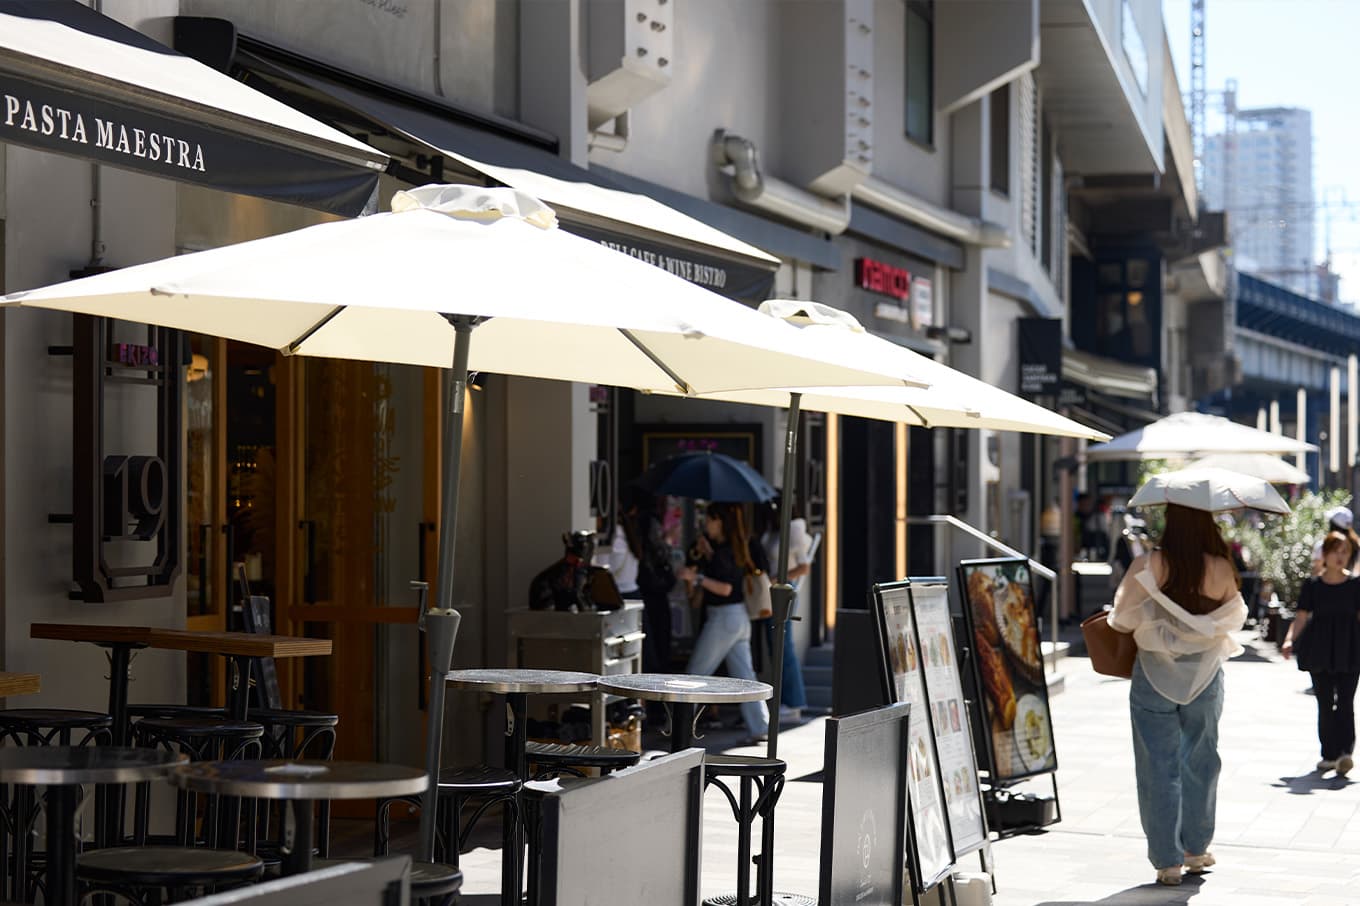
[
  {"xmin": 219, "ymin": 37, "xmax": 781, "ymax": 304},
  {"xmin": 0, "ymin": 1, "xmax": 387, "ymax": 216}
]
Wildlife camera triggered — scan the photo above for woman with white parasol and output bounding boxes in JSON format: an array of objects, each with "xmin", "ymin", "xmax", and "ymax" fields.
[{"xmin": 1107, "ymin": 468, "xmax": 1287, "ymax": 886}]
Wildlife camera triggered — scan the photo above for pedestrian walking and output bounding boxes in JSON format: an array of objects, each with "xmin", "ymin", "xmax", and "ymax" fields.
[
  {"xmin": 1311, "ymin": 506, "xmax": 1360, "ymax": 575},
  {"xmin": 1109, "ymin": 502, "xmax": 1247, "ymax": 886},
  {"xmin": 1283, "ymin": 531, "xmax": 1360, "ymax": 775},
  {"xmin": 678, "ymin": 502, "xmax": 770, "ymax": 744},
  {"xmin": 758, "ymin": 498, "xmax": 814, "ymax": 724}
]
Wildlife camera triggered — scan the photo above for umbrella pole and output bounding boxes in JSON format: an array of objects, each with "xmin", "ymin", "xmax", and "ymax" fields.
[
  {"xmin": 418, "ymin": 316, "xmax": 476, "ymax": 864},
  {"xmin": 765, "ymin": 391, "xmax": 801, "ymax": 760}
]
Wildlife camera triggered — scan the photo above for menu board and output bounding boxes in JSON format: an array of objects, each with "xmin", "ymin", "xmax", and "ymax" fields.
[
  {"xmin": 958, "ymin": 559, "xmax": 1058, "ymax": 782},
  {"xmin": 872, "ymin": 582, "xmax": 954, "ymax": 892},
  {"xmin": 909, "ymin": 581, "xmax": 988, "ymax": 857}
]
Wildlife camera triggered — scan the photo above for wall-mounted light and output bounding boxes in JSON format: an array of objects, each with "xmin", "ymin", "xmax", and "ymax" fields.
[{"xmin": 467, "ymin": 372, "xmax": 486, "ymax": 391}]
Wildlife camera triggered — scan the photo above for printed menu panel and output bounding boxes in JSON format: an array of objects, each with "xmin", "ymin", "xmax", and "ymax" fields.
[
  {"xmin": 873, "ymin": 583, "xmax": 953, "ymax": 891},
  {"xmin": 909, "ymin": 581, "xmax": 988, "ymax": 857},
  {"xmin": 958, "ymin": 559, "xmax": 1058, "ymax": 782}
]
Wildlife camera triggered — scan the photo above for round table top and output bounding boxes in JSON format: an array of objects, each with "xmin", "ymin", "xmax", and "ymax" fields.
[
  {"xmin": 444, "ymin": 668, "xmax": 599, "ymax": 694},
  {"xmin": 596, "ymin": 673, "xmax": 772, "ymax": 703},
  {"xmin": 0, "ymin": 746, "xmax": 185, "ymax": 784},
  {"xmin": 170, "ymin": 760, "xmax": 427, "ymax": 800}
]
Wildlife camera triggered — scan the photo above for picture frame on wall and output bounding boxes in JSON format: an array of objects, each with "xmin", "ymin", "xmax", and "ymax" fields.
[
  {"xmin": 907, "ymin": 578, "xmax": 989, "ymax": 858},
  {"xmin": 871, "ymin": 581, "xmax": 955, "ymax": 893},
  {"xmin": 956, "ymin": 558, "xmax": 1059, "ymax": 783}
]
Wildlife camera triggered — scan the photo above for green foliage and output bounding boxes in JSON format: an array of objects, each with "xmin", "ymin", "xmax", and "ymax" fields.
[
  {"xmin": 1220, "ymin": 489, "xmax": 1352, "ymax": 607},
  {"xmin": 1134, "ymin": 460, "xmax": 1170, "ymax": 538}
]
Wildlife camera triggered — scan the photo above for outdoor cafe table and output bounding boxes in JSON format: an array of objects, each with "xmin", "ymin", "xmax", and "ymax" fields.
[
  {"xmin": 171, "ymin": 760, "xmax": 426, "ymax": 877},
  {"xmin": 596, "ymin": 674, "xmax": 772, "ymax": 751},
  {"xmin": 444, "ymin": 669, "xmax": 598, "ymax": 906},
  {"xmin": 0, "ymin": 672, "xmax": 40, "ymax": 697},
  {"xmin": 0, "ymin": 746, "xmax": 185, "ymax": 906}
]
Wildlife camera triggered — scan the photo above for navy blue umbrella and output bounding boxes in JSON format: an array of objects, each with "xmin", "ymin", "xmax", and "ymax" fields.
[{"xmin": 638, "ymin": 451, "xmax": 776, "ymax": 503}]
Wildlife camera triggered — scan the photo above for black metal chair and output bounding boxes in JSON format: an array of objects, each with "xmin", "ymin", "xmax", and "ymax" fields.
[
  {"xmin": 248, "ymin": 707, "xmax": 339, "ymax": 865},
  {"xmin": 375, "ymin": 765, "xmax": 522, "ymax": 868},
  {"xmin": 77, "ymin": 846, "xmax": 264, "ymax": 905},
  {"xmin": 702, "ymin": 754, "xmax": 788, "ymax": 906}
]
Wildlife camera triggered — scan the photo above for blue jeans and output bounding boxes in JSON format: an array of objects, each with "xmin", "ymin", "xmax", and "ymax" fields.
[
  {"xmin": 686, "ymin": 604, "xmax": 769, "ymax": 736},
  {"xmin": 758, "ymin": 619, "xmax": 807, "ymax": 710},
  {"xmin": 1129, "ymin": 659, "xmax": 1224, "ymax": 870}
]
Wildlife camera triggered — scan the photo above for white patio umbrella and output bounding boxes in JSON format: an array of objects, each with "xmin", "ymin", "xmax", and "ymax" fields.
[
  {"xmin": 4, "ymin": 185, "xmax": 928, "ymax": 863},
  {"xmin": 1185, "ymin": 452, "xmax": 1311, "ymax": 486},
  {"xmin": 696, "ymin": 301, "xmax": 1109, "ymax": 441},
  {"xmin": 1128, "ymin": 467, "xmax": 1292, "ymax": 515},
  {"xmin": 1087, "ymin": 411, "xmax": 1316, "ymax": 461}
]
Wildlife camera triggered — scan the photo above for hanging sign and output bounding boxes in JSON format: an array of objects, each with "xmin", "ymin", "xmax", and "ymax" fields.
[{"xmin": 1018, "ymin": 318, "xmax": 1063, "ymax": 400}]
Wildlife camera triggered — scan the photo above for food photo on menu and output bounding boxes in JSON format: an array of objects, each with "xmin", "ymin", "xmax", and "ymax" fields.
[{"xmin": 959, "ymin": 559, "xmax": 1058, "ymax": 781}]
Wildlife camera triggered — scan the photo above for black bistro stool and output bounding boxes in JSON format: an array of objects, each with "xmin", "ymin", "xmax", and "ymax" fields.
[
  {"xmin": 131, "ymin": 718, "xmax": 264, "ymax": 850},
  {"xmin": 0, "ymin": 710, "xmax": 113, "ymax": 901},
  {"xmin": 375, "ymin": 765, "xmax": 522, "ymax": 868},
  {"xmin": 524, "ymin": 741, "xmax": 640, "ymax": 781},
  {"xmin": 250, "ymin": 708, "xmax": 339, "ymax": 861},
  {"xmin": 703, "ymin": 754, "xmax": 788, "ymax": 906},
  {"xmin": 77, "ymin": 846, "xmax": 264, "ymax": 905}
]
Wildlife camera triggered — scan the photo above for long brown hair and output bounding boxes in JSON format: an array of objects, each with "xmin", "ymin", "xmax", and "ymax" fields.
[
  {"xmin": 1157, "ymin": 504, "xmax": 1239, "ymax": 613},
  {"xmin": 708, "ymin": 502, "xmax": 755, "ymax": 573}
]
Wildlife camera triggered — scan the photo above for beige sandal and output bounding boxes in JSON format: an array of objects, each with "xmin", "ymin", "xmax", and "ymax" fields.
[
  {"xmin": 1156, "ymin": 866, "xmax": 1183, "ymax": 885},
  {"xmin": 1184, "ymin": 852, "xmax": 1215, "ymax": 873}
]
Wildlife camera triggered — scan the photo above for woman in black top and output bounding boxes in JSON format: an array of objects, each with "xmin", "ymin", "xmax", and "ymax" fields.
[
  {"xmin": 678, "ymin": 502, "xmax": 770, "ymax": 743},
  {"xmin": 1283, "ymin": 531, "xmax": 1360, "ymax": 775}
]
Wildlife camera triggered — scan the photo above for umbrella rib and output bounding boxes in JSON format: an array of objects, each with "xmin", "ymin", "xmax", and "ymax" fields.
[
  {"xmin": 906, "ymin": 405, "xmax": 933, "ymax": 428},
  {"xmin": 283, "ymin": 306, "xmax": 346, "ymax": 355},
  {"xmin": 619, "ymin": 328, "xmax": 695, "ymax": 395}
]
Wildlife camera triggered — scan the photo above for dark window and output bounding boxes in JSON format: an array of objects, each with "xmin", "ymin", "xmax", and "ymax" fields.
[
  {"xmin": 905, "ymin": 1, "xmax": 934, "ymax": 145},
  {"xmin": 989, "ymin": 86, "xmax": 1009, "ymax": 195}
]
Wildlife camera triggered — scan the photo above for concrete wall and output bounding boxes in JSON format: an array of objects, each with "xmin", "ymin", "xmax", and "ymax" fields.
[
  {"xmin": 870, "ymin": 0, "xmax": 950, "ymax": 207},
  {"xmin": 3, "ymin": 147, "xmax": 185, "ymax": 708},
  {"xmin": 181, "ymin": 0, "xmax": 518, "ymax": 118}
]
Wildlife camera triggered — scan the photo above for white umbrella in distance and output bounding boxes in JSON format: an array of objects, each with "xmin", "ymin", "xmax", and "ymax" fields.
[
  {"xmin": 1087, "ymin": 411, "xmax": 1316, "ymax": 461},
  {"xmin": 687, "ymin": 301, "xmax": 1109, "ymax": 440},
  {"xmin": 3, "ymin": 184, "xmax": 927, "ymax": 863},
  {"xmin": 1185, "ymin": 452, "xmax": 1311, "ymax": 486},
  {"xmin": 1128, "ymin": 467, "xmax": 1292, "ymax": 515}
]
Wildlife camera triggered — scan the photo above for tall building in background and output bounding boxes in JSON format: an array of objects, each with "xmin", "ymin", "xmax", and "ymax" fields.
[{"xmin": 1205, "ymin": 106, "xmax": 1315, "ymax": 296}]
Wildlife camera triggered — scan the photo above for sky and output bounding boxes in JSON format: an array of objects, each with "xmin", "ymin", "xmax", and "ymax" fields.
[{"xmin": 1163, "ymin": 0, "xmax": 1360, "ymax": 304}]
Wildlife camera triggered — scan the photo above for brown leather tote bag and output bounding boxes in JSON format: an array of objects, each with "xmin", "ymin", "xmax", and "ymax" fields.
[{"xmin": 1081, "ymin": 610, "xmax": 1136, "ymax": 679}]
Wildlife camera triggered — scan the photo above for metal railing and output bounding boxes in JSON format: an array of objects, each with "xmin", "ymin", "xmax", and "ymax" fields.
[{"xmin": 906, "ymin": 514, "xmax": 1061, "ymax": 671}]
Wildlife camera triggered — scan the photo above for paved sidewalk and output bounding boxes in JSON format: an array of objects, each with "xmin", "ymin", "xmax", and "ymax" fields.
[
  {"xmin": 988, "ymin": 634, "xmax": 1360, "ymax": 906},
  {"xmin": 443, "ymin": 633, "xmax": 1360, "ymax": 904}
]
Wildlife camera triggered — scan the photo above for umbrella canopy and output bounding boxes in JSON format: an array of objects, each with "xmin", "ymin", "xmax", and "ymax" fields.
[
  {"xmin": 1087, "ymin": 411, "xmax": 1316, "ymax": 462},
  {"xmin": 674, "ymin": 301, "xmax": 1109, "ymax": 441},
  {"xmin": 637, "ymin": 452, "xmax": 776, "ymax": 503},
  {"xmin": 1185, "ymin": 452, "xmax": 1312, "ymax": 486},
  {"xmin": 3, "ymin": 184, "xmax": 930, "ymax": 864},
  {"xmin": 1128, "ymin": 467, "xmax": 1292, "ymax": 515},
  {"xmin": 3, "ymin": 186, "xmax": 927, "ymax": 396}
]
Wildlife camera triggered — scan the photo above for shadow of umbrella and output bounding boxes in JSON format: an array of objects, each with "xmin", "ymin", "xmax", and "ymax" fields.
[{"xmin": 1032, "ymin": 873, "xmax": 1206, "ymax": 905}]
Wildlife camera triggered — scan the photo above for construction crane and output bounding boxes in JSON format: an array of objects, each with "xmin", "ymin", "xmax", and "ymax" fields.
[{"xmin": 1191, "ymin": 0, "xmax": 1206, "ymax": 207}]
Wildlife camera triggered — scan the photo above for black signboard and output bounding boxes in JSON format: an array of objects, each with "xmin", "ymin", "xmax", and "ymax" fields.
[
  {"xmin": 819, "ymin": 703, "xmax": 911, "ymax": 906},
  {"xmin": 638, "ymin": 424, "xmax": 761, "ymax": 471},
  {"xmin": 566, "ymin": 221, "xmax": 776, "ymax": 304},
  {"xmin": 1018, "ymin": 318, "xmax": 1063, "ymax": 400},
  {"xmin": 0, "ymin": 2, "xmax": 381, "ymax": 215}
]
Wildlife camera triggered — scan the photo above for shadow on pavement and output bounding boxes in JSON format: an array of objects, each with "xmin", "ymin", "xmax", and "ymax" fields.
[
  {"xmin": 1031, "ymin": 873, "xmax": 1205, "ymax": 905},
  {"xmin": 1271, "ymin": 770, "xmax": 1353, "ymax": 795}
]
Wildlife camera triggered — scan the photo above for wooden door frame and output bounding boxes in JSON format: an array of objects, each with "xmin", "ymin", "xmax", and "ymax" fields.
[{"xmin": 186, "ymin": 337, "xmax": 228, "ymax": 704}]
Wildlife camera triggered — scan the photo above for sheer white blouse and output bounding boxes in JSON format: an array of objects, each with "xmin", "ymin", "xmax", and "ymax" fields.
[{"xmin": 1108, "ymin": 557, "xmax": 1247, "ymax": 705}]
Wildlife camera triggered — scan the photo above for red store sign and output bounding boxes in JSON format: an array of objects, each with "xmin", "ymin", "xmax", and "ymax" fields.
[{"xmin": 854, "ymin": 257, "xmax": 912, "ymax": 300}]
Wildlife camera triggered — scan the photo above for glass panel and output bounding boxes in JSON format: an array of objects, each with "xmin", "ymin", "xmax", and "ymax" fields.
[
  {"xmin": 227, "ymin": 342, "xmax": 278, "ymax": 607},
  {"xmin": 905, "ymin": 6, "xmax": 933, "ymax": 143},
  {"xmin": 299, "ymin": 359, "xmax": 427, "ymax": 763},
  {"xmin": 185, "ymin": 336, "xmax": 215, "ymax": 618}
]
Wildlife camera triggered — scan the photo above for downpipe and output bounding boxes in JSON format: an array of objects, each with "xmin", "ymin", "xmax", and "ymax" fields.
[{"xmin": 712, "ymin": 130, "xmax": 851, "ymax": 235}]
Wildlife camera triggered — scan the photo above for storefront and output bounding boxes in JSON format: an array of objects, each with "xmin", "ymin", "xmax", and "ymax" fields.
[
  {"xmin": 811, "ymin": 220, "xmax": 961, "ymax": 637},
  {"xmin": 1, "ymin": 1, "xmax": 393, "ymax": 744}
]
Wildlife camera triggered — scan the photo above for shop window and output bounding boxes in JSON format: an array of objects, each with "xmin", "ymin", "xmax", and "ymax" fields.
[
  {"xmin": 989, "ymin": 85, "xmax": 1009, "ymax": 195},
  {"xmin": 905, "ymin": 1, "xmax": 934, "ymax": 145}
]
